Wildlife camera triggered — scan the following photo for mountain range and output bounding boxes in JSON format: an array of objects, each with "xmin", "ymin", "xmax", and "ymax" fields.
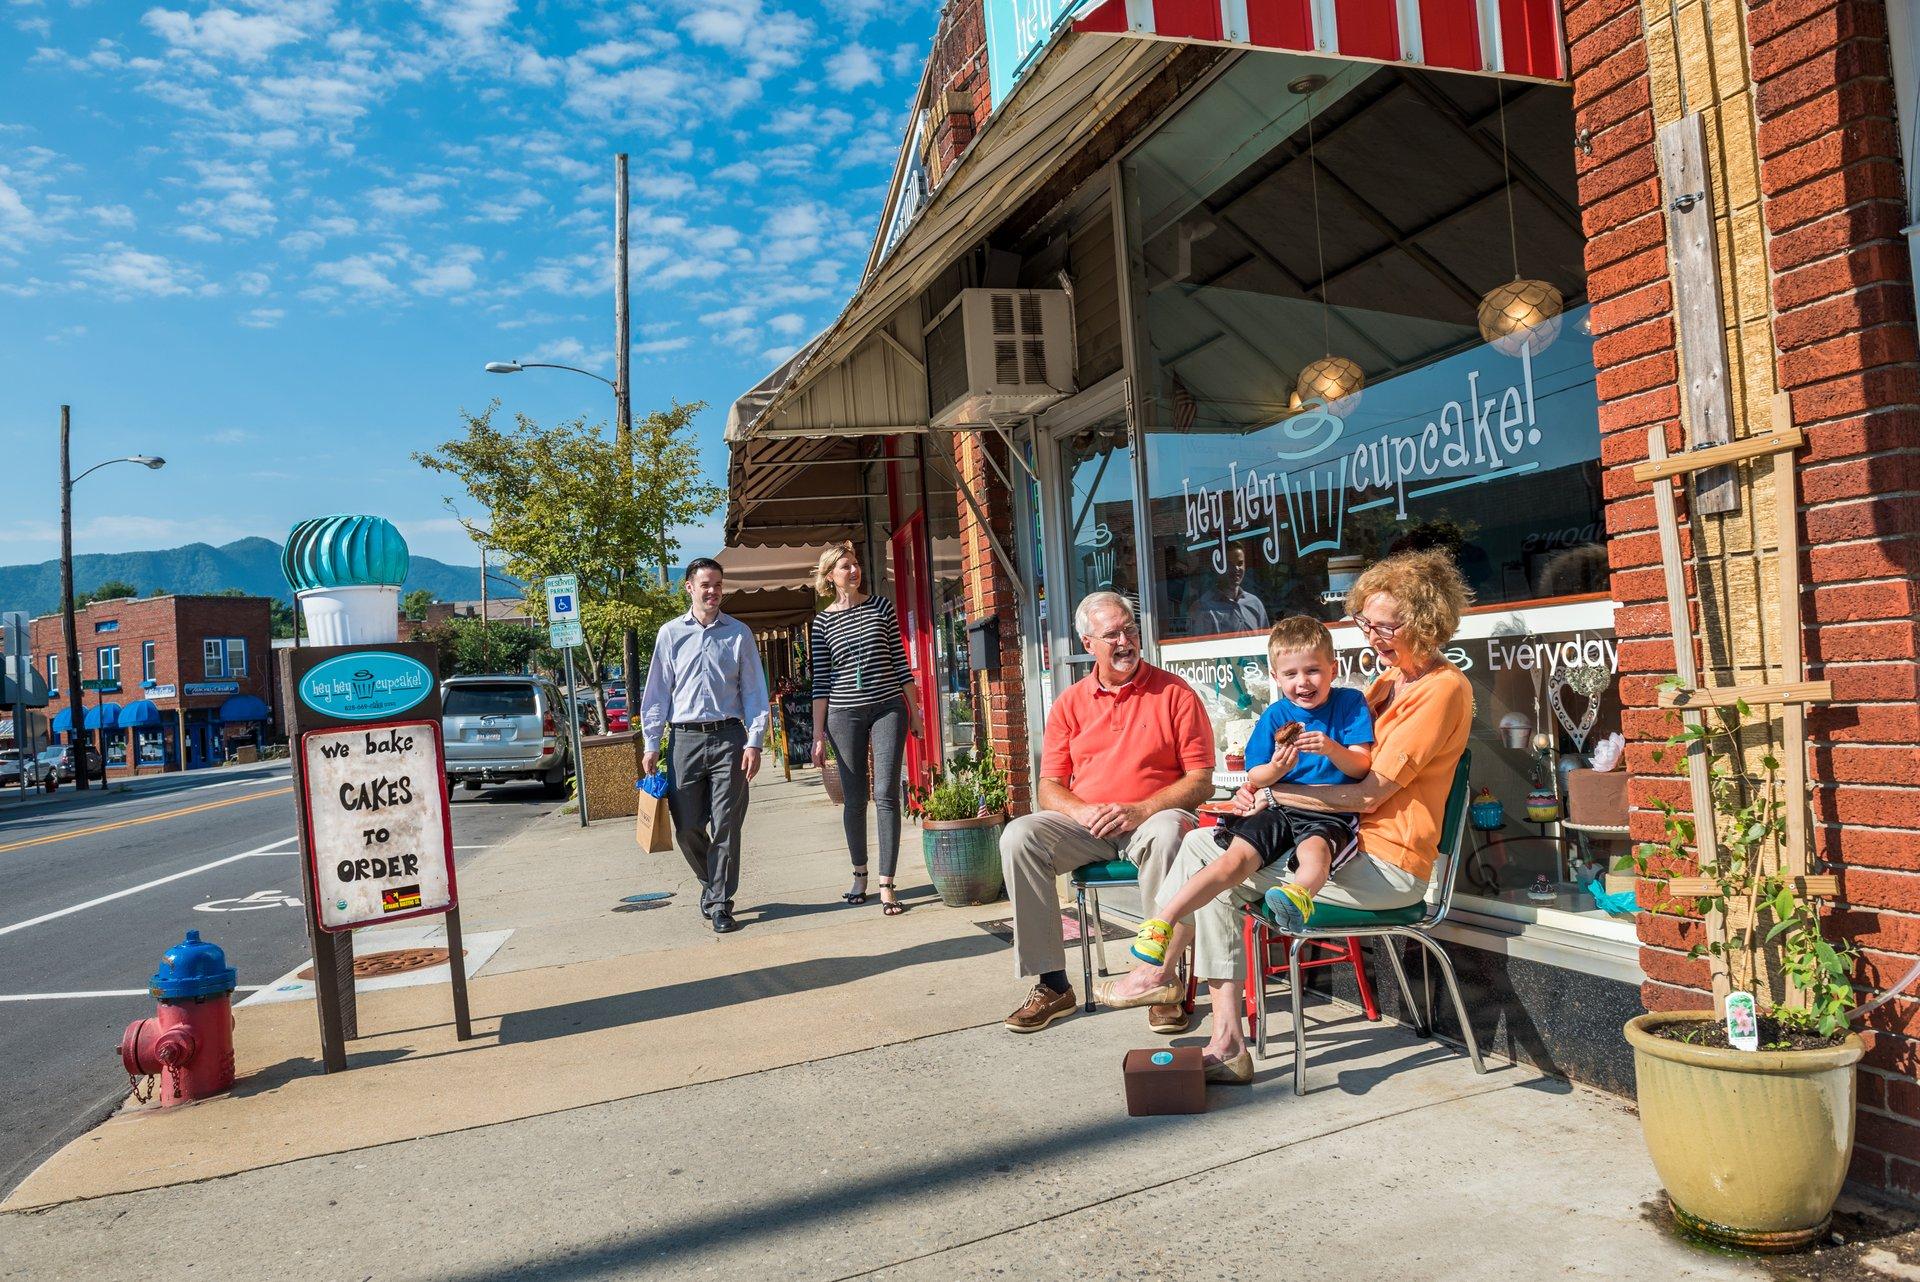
[{"xmin": 0, "ymin": 537, "xmax": 513, "ymax": 617}]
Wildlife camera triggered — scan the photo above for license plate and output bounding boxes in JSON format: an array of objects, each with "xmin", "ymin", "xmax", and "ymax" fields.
[{"xmin": 475, "ymin": 730, "xmax": 503, "ymax": 742}]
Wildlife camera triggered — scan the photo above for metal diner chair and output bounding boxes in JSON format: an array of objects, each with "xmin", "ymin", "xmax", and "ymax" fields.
[
  {"xmin": 1240, "ymin": 751, "xmax": 1487, "ymax": 1095},
  {"xmin": 1071, "ymin": 859, "xmax": 1197, "ymax": 1015}
]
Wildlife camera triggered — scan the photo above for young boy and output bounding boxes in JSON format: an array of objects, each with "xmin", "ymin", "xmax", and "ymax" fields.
[{"xmin": 1131, "ymin": 616, "xmax": 1374, "ymax": 960}]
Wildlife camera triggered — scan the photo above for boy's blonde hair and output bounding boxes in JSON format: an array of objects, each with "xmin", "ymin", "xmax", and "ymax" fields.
[{"xmin": 1267, "ymin": 615, "xmax": 1335, "ymax": 662}]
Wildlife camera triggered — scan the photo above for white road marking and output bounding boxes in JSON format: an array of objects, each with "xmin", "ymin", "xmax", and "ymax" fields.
[
  {"xmin": 193, "ymin": 889, "xmax": 302, "ymax": 912},
  {"xmin": 0, "ymin": 986, "xmax": 266, "ymax": 1002},
  {"xmin": 0, "ymin": 836, "xmax": 298, "ymax": 938}
]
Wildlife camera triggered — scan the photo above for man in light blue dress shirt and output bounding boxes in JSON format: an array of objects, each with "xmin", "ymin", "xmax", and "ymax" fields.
[{"xmin": 640, "ymin": 557, "xmax": 771, "ymax": 933}]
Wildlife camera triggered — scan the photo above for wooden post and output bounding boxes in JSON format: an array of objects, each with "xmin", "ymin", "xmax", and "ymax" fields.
[{"xmin": 1658, "ymin": 114, "xmax": 1739, "ymax": 514}]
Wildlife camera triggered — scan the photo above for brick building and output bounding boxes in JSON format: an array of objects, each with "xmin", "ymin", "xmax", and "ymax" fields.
[
  {"xmin": 725, "ymin": 1, "xmax": 1920, "ymax": 1202},
  {"xmin": 31, "ymin": 593, "xmax": 277, "ymax": 774}
]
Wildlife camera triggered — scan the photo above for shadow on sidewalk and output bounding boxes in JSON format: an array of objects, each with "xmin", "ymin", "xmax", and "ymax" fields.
[{"xmin": 492, "ymin": 931, "xmax": 1006, "ymax": 1046}]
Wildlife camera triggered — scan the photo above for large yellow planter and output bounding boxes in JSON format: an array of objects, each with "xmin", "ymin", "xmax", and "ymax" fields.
[{"xmin": 1626, "ymin": 1011, "xmax": 1863, "ymax": 1251}]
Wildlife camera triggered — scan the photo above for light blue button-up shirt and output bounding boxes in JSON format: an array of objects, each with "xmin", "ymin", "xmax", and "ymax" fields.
[{"xmin": 639, "ymin": 610, "xmax": 771, "ymax": 752}]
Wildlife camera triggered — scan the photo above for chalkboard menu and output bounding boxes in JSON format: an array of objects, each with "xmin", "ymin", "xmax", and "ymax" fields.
[{"xmin": 780, "ymin": 693, "xmax": 813, "ymax": 768}]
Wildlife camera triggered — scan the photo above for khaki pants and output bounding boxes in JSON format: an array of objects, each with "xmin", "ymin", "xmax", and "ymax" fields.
[
  {"xmin": 1165, "ymin": 828, "xmax": 1427, "ymax": 986},
  {"xmin": 1000, "ymin": 809, "xmax": 1196, "ymax": 980}
]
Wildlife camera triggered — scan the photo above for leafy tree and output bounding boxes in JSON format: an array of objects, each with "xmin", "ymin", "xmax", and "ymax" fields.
[
  {"xmin": 75, "ymin": 579, "xmax": 138, "ymax": 607},
  {"xmin": 414, "ymin": 400, "xmax": 721, "ymax": 705},
  {"xmin": 416, "ymin": 616, "xmax": 545, "ymax": 679},
  {"xmin": 402, "ymin": 589, "xmax": 436, "ymax": 620},
  {"xmin": 204, "ymin": 586, "xmax": 300, "ymax": 639}
]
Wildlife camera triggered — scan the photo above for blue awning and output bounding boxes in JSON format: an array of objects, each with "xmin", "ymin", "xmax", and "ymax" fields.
[
  {"xmin": 83, "ymin": 703, "xmax": 121, "ymax": 731},
  {"xmin": 218, "ymin": 694, "xmax": 271, "ymax": 723},
  {"xmin": 120, "ymin": 700, "xmax": 163, "ymax": 729},
  {"xmin": 51, "ymin": 707, "xmax": 72, "ymax": 733}
]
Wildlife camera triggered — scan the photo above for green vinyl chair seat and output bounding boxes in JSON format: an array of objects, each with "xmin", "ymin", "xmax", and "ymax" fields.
[
  {"xmin": 1071, "ymin": 859, "xmax": 1139, "ymax": 886},
  {"xmin": 1253, "ymin": 898, "xmax": 1426, "ymax": 931}
]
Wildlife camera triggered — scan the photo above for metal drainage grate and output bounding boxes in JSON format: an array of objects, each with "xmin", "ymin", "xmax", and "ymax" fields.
[{"xmin": 297, "ymin": 947, "xmax": 464, "ymax": 981}]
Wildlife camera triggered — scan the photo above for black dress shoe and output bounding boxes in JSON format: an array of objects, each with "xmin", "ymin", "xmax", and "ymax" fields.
[{"xmin": 711, "ymin": 910, "xmax": 738, "ymax": 933}]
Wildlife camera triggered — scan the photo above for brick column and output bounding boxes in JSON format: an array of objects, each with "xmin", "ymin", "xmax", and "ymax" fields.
[
  {"xmin": 1749, "ymin": 0, "xmax": 1920, "ymax": 1198},
  {"xmin": 952, "ymin": 429, "xmax": 1033, "ymax": 815}
]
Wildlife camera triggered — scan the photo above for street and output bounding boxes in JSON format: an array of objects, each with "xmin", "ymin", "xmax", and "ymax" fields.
[{"xmin": 0, "ymin": 765, "xmax": 555, "ymax": 1197}]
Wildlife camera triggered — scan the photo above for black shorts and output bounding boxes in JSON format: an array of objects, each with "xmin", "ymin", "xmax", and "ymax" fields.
[{"xmin": 1213, "ymin": 805, "xmax": 1361, "ymax": 873}]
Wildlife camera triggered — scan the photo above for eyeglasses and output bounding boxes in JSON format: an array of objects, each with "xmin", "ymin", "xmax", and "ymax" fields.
[
  {"xmin": 1349, "ymin": 614, "xmax": 1401, "ymax": 640},
  {"xmin": 1088, "ymin": 623, "xmax": 1141, "ymax": 646}
]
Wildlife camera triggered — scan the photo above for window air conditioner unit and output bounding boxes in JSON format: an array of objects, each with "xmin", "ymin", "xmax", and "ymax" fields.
[{"xmin": 926, "ymin": 288, "xmax": 1073, "ymax": 427}]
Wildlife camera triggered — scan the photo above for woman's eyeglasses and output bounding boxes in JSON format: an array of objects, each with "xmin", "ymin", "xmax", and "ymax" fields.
[{"xmin": 1349, "ymin": 614, "xmax": 1401, "ymax": 640}]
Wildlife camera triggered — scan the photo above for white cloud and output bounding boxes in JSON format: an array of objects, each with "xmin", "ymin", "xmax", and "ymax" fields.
[
  {"xmin": 141, "ymin": 6, "xmax": 309, "ymax": 62},
  {"xmin": 767, "ymin": 311, "xmax": 804, "ymax": 336},
  {"xmin": 700, "ymin": 304, "xmax": 754, "ymax": 328},
  {"xmin": 239, "ymin": 307, "xmax": 284, "ymax": 327},
  {"xmin": 634, "ymin": 173, "xmax": 695, "ymax": 201},
  {"xmin": 90, "ymin": 203, "xmax": 136, "ymax": 229},
  {"xmin": 412, "ymin": 244, "xmax": 482, "ymax": 295},
  {"xmin": 633, "ymin": 336, "xmax": 690, "ymax": 356},
  {"xmin": 826, "ymin": 43, "xmax": 880, "ymax": 91},
  {"xmin": 711, "ymin": 159, "xmax": 759, "ymax": 184},
  {"xmin": 367, "ymin": 185, "xmax": 443, "ymax": 217},
  {"xmin": 234, "ymin": 269, "xmax": 271, "ymax": 294},
  {"xmin": 66, "ymin": 242, "xmax": 203, "ymax": 297},
  {"xmin": 313, "ymin": 250, "xmax": 399, "ymax": 295}
]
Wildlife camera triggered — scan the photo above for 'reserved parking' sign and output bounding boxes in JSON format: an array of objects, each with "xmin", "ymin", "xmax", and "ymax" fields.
[{"xmin": 300, "ymin": 719, "xmax": 456, "ymax": 932}]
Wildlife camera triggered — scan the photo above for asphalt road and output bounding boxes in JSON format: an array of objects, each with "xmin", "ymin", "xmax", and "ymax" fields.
[{"xmin": 0, "ymin": 764, "xmax": 557, "ymax": 1198}]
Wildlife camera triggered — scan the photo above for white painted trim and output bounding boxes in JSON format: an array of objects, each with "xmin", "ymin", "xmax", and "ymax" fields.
[
  {"xmin": 1438, "ymin": 909, "xmax": 1645, "ymax": 987},
  {"xmin": 1310, "ymin": 0, "xmax": 1340, "ymax": 52},
  {"xmin": 1220, "ymin": 0, "xmax": 1250, "ymax": 44},
  {"xmin": 1126, "ymin": 0, "xmax": 1157, "ymax": 34},
  {"xmin": 1159, "ymin": 598, "xmax": 1618, "ymax": 662},
  {"xmin": 1396, "ymin": 0, "xmax": 1424, "ymax": 64},
  {"xmin": 1476, "ymin": 0, "xmax": 1505, "ymax": 72}
]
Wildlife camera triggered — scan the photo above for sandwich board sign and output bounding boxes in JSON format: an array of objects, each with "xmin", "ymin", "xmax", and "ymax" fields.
[{"xmin": 300, "ymin": 720, "xmax": 456, "ymax": 931}]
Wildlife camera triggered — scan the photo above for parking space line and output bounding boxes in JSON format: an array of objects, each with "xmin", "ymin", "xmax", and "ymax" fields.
[
  {"xmin": 0, "ymin": 987, "xmax": 267, "ymax": 1002},
  {"xmin": 0, "ymin": 786, "xmax": 294, "ymax": 855},
  {"xmin": 0, "ymin": 836, "xmax": 298, "ymax": 938}
]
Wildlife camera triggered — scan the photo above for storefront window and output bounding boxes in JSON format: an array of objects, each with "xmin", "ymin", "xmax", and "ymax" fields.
[{"xmin": 1124, "ymin": 52, "xmax": 1624, "ymax": 934}]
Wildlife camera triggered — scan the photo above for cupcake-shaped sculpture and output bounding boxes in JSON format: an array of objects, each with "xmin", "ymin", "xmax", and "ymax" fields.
[{"xmin": 282, "ymin": 514, "xmax": 410, "ymax": 646}]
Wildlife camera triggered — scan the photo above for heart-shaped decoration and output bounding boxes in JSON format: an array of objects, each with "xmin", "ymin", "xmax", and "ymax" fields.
[{"xmin": 1549, "ymin": 663, "xmax": 1610, "ymax": 751}]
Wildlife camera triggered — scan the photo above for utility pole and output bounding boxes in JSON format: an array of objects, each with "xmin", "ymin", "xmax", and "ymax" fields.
[
  {"xmin": 615, "ymin": 153, "xmax": 641, "ymax": 687},
  {"xmin": 477, "ymin": 543, "xmax": 490, "ymax": 671},
  {"xmin": 58, "ymin": 406, "xmax": 87, "ymax": 792}
]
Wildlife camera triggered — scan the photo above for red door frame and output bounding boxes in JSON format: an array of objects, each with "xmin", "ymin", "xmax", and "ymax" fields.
[{"xmin": 886, "ymin": 451, "xmax": 940, "ymax": 789}]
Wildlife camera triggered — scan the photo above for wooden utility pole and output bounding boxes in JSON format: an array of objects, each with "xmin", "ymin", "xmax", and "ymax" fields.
[
  {"xmin": 615, "ymin": 153, "xmax": 641, "ymax": 685},
  {"xmin": 58, "ymin": 406, "xmax": 87, "ymax": 791}
]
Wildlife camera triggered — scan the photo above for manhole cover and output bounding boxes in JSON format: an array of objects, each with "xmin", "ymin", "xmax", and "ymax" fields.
[
  {"xmin": 620, "ymin": 892, "xmax": 674, "ymax": 904},
  {"xmin": 297, "ymin": 947, "xmax": 465, "ymax": 980}
]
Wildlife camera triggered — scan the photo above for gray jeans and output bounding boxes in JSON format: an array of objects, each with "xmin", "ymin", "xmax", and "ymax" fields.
[
  {"xmin": 825, "ymin": 697, "xmax": 908, "ymax": 879},
  {"xmin": 668, "ymin": 720, "xmax": 750, "ymax": 916}
]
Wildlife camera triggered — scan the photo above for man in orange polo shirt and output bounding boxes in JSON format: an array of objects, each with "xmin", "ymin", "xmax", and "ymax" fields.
[{"xmin": 1001, "ymin": 591, "xmax": 1216, "ymax": 1034}]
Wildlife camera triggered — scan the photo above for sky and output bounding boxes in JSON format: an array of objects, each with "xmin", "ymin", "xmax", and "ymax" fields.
[{"xmin": 0, "ymin": 0, "xmax": 939, "ymax": 569}]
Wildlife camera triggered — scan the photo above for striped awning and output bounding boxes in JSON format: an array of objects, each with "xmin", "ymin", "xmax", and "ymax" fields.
[{"xmin": 1072, "ymin": 0, "xmax": 1566, "ymax": 83}]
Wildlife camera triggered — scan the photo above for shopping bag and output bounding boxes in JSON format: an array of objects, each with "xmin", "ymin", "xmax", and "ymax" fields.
[{"xmin": 635, "ymin": 773, "xmax": 673, "ymax": 853}]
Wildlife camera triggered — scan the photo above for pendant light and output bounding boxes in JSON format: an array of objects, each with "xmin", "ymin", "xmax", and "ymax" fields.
[
  {"xmin": 1479, "ymin": 87, "xmax": 1564, "ymax": 357},
  {"xmin": 1290, "ymin": 74, "xmax": 1363, "ymax": 417}
]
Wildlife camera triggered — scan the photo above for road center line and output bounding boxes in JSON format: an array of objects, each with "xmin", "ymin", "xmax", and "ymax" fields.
[
  {"xmin": 0, "ymin": 786, "xmax": 294, "ymax": 855},
  {"xmin": 0, "ymin": 836, "xmax": 298, "ymax": 938}
]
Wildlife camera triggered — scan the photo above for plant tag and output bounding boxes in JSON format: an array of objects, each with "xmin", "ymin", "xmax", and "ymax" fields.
[{"xmin": 1725, "ymin": 991, "xmax": 1759, "ymax": 1051}]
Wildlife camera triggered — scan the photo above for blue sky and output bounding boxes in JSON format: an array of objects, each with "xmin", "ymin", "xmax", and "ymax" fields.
[{"xmin": 0, "ymin": 0, "xmax": 937, "ymax": 569}]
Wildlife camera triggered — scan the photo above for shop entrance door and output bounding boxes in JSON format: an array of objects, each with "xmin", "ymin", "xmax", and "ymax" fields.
[
  {"xmin": 1044, "ymin": 381, "xmax": 1144, "ymax": 692},
  {"xmin": 890, "ymin": 512, "xmax": 938, "ymax": 789}
]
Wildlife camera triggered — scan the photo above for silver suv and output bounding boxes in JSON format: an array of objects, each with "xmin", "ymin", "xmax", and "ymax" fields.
[{"xmin": 441, "ymin": 675, "xmax": 572, "ymax": 798}]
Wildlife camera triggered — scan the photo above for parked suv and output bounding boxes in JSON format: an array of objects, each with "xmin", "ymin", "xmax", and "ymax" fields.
[
  {"xmin": 441, "ymin": 675, "xmax": 572, "ymax": 798},
  {"xmin": 0, "ymin": 751, "xmax": 57, "ymax": 792},
  {"xmin": 38, "ymin": 745, "xmax": 103, "ymax": 785}
]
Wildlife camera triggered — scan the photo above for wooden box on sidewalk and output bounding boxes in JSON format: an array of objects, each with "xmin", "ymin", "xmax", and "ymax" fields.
[{"xmin": 1122, "ymin": 1047, "xmax": 1206, "ymax": 1116}]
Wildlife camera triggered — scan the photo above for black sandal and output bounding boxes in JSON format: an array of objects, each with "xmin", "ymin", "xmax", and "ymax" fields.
[
  {"xmin": 879, "ymin": 880, "xmax": 906, "ymax": 916},
  {"xmin": 842, "ymin": 869, "xmax": 870, "ymax": 905}
]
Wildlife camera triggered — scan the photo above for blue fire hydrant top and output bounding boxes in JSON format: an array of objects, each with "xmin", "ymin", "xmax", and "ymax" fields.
[{"xmin": 150, "ymin": 930, "xmax": 237, "ymax": 1000}]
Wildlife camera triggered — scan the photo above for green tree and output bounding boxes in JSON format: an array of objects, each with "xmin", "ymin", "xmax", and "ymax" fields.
[
  {"xmin": 402, "ymin": 589, "xmax": 436, "ymax": 620},
  {"xmin": 417, "ymin": 617, "xmax": 545, "ymax": 679},
  {"xmin": 413, "ymin": 400, "xmax": 721, "ymax": 702},
  {"xmin": 205, "ymin": 587, "xmax": 300, "ymax": 639},
  {"xmin": 75, "ymin": 579, "xmax": 138, "ymax": 607}
]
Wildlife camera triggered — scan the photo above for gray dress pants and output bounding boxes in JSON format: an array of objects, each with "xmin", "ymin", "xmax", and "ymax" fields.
[
  {"xmin": 999, "ymin": 809, "xmax": 1196, "ymax": 980},
  {"xmin": 667, "ymin": 721, "xmax": 749, "ymax": 916}
]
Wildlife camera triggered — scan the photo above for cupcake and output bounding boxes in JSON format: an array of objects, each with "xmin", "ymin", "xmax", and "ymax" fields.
[{"xmin": 282, "ymin": 514, "xmax": 411, "ymax": 646}]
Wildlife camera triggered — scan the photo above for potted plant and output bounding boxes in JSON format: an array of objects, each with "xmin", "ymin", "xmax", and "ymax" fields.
[
  {"xmin": 1625, "ymin": 687, "xmax": 1862, "ymax": 1252},
  {"xmin": 912, "ymin": 751, "xmax": 1008, "ymax": 906}
]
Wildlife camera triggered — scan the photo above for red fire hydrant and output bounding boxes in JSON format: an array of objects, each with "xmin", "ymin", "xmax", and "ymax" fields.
[{"xmin": 120, "ymin": 930, "xmax": 237, "ymax": 1106}]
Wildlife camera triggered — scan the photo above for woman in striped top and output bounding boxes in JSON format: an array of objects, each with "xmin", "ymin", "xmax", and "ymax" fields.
[{"xmin": 810, "ymin": 542, "xmax": 925, "ymax": 915}]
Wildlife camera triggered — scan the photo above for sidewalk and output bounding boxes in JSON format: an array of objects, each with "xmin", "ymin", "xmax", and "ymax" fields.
[{"xmin": 0, "ymin": 767, "xmax": 1893, "ymax": 1278}]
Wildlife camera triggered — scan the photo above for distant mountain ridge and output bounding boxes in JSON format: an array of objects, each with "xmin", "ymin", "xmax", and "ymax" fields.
[{"xmin": 0, "ymin": 537, "xmax": 513, "ymax": 617}]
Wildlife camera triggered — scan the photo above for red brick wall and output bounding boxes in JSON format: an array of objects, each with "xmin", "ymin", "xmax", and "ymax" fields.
[
  {"xmin": 1749, "ymin": 0, "xmax": 1920, "ymax": 1198},
  {"xmin": 929, "ymin": 1, "xmax": 989, "ymax": 175},
  {"xmin": 952, "ymin": 429, "xmax": 1032, "ymax": 814},
  {"xmin": 1574, "ymin": 0, "xmax": 1920, "ymax": 1200}
]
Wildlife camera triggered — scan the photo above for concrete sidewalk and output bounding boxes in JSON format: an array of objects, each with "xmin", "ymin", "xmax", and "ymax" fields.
[{"xmin": 0, "ymin": 766, "xmax": 1872, "ymax": 1278}]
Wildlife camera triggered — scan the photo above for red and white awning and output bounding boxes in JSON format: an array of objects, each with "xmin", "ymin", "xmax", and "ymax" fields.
[{"xmin": 1072, "ymin": 0, "xmax": 1566, "ymax": 83}]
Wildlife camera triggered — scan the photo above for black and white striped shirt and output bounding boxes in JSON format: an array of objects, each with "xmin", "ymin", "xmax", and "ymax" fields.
[{"xmin": 809, "ymin": 596, "xmax": 913, "ymax": 710}]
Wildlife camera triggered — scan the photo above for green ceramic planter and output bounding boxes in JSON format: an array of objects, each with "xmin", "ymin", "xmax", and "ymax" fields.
[{"xmin": 921, "ymin": 814, "xmax": 1005, "ymax": 906}]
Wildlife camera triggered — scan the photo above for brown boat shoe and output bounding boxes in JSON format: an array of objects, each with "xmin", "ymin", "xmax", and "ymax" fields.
[
  {"xmin": 1148, "ymin": 1002, "xmax": 1190, "ymax": 1034},
  {"xmin": 1004, "ymin": 981, "xmax": 1077, "ymax": 1033}
]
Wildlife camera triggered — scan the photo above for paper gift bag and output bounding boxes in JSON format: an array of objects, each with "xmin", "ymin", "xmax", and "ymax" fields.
[{"xmin": 635, "ymin": 782, "xmax": 674, "ymax": 853}]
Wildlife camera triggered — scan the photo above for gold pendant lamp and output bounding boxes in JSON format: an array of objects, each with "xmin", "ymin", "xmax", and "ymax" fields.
[
  {"xmin": 1479, "ymin": 87, "xmax": 1563, "ymax": 357},
  {"xmin": 1290, "ymin": 75, "xmax": 1363, "ymax": 417}
]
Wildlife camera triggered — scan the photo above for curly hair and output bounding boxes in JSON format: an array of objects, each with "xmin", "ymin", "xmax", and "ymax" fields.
[
  {"xmin": 813, "ymin": 542, "xmax": 858, "ymax": 597},
  {"xmin": 1345, "ymin": 548, "xmax": 1471, "ymax": 657}
]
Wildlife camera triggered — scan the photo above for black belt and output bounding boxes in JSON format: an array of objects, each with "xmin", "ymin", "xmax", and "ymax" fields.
[{"xmin": 670, "ymin": 718, "xmax": 741, "ymax": 733}]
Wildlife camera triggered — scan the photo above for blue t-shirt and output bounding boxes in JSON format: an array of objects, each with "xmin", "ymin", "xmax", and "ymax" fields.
[{"xmin": 1243, "ymin": 687, "xmax": 1374, "ymax": 786}]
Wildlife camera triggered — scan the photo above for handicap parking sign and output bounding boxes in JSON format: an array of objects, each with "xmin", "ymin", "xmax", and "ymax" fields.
[{"xmin": 552, "ymin": 593, "xmax": 572, "ymax": 614}]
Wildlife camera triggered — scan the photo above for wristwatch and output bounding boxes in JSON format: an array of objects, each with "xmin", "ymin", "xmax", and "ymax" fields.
[{"xmin": 1260, "ymin": 786, "xmax": 1278, "ymax": 809}]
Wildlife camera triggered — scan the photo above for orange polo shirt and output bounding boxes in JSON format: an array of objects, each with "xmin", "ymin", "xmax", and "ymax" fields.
[
  {"xmin": 1358, "ymin": 662, "xmax": 1474, "ymax": 880},
  {"xmin": 1040, "ymin": 662, "xmax": 1215, "ymax": 807}
]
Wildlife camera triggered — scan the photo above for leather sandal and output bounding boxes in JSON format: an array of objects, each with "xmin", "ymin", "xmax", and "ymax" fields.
[
  {"xmin": 842, "ymin": 870, "xmax": 869, "ymax": 905},
  {"xmin": 879, "ymin": 879, "xmax": 906, "ymax": 916}
]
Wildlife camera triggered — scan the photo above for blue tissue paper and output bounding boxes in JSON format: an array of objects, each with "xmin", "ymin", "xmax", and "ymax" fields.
[
  {"xmin": 1586, "ymin": 878, "xmax": 1639, "ymax": 917},
  {"xmin": 638, "ymin": 773, "xmax": 670, "ymax": 798}
]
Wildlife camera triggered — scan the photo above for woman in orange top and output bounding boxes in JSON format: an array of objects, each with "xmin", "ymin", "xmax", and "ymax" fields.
[{"xmin": 1105, "ymin": 548, "xmax": 1474, "ymax": 1079}]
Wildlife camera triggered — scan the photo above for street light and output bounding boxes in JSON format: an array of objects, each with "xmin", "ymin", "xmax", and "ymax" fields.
[
  {"xmin": 483, "ymin": 359, "xmax": 617, "ymax": 390},
  {"xmin": 59, "ymin": 406, "xmax": 166, "ymax": 792}
]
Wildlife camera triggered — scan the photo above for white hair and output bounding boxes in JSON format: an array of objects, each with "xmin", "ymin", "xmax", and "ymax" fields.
[{"xmin": 1074, "ymin": 591, "xmax": 1136, "ymax": 640}]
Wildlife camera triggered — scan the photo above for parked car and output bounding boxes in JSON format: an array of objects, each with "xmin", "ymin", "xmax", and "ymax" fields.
[
  {"xmin": 38, "ymin": 745, "xmax": 103, "ymax": 784},
  {"xmin": 0, "ymin": 750, "xmax": 58, "ymax": 792},
  {"xmin": 604, "ymin": 694, "xmax": 629, "ymax": 733},
  {"xmin": 440, "ymin": 675, "xmax": 573, "ymax": 798}
]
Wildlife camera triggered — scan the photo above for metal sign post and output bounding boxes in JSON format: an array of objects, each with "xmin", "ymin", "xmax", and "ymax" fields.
[
  {"xmin": 5, "ymin": 612, "xmax": 28, "ymax": 800},
  {"xmin": 545, "ymin": 575, "xmax": 589, "ymax": 826},
  {"xmin": 284, "ymin": 642, "xmax": 470, "ymax": 1071}
]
